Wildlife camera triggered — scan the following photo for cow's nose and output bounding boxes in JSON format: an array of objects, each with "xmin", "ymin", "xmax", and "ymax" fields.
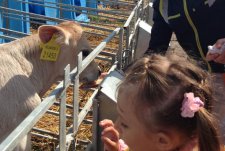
[{"xmin": 81, "ymin": 77, "xmax": 88, "ymax": 83}]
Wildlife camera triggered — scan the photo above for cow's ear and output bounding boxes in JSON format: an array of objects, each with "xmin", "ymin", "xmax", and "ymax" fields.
[{"xmin": 38, "ymin": 25, "xmax": 70, "ymax": 44}]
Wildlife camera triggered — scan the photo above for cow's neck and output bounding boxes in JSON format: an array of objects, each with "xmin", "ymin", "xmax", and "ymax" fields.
[{"xmin": 9, "ymin": 34, "xmax": 60, "ymax": 96}]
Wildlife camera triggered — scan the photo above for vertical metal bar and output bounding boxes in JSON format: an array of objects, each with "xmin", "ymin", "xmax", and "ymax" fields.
[
  {"xmin": 140, "ymin": 0, "xmax": 144, "ymax": 20},
  {"xmin": 59, "ymin": 64, "xmax": 70, "ymax": 151},
  {"xmin": 125, "ymin": 26, "xmax": 130, "ymax": 50},
  {"xmin": 58, "ymin": 0, "xmax": 63, "ymax": 18},
  {"xmin": 0, "ymin": 0, "xmax": 4, "ymax": 43},
  {"xmin": 23, "ymin": 0, "xmax": 30, "ymax": 34},
  {"xmin": 124, "ymin": 25, "xmax": 132, "ymax": 67},
  {"xmin": 73, "ymin": 53, "xmax": 82, "ymax": 134},
  {"xmin": 124, "ymin": 49, "xmax": 129, "ymax": 67},
  {"xmin": 45, "ymin": 0, "xmax": 58, "ymax": 25},
  {"xmin": 92, "ymin": 98, "xmax": 99, "ymax": 151},
  {"xmin": 117, "ymin": 28, "xmax": 124, "ymax": 70},
  {"xmin": 145, "ymin": 2, "xmax": 150, "ymax": 23},
  {"xmin": 4, "ymin": 0, "xmax": 9, "ymax": 30}
]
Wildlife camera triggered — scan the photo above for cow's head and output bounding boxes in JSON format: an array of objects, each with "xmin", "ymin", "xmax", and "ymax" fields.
[{"xmin": 38, "ymin": 21, "xmax": 101, "ymax": 82}]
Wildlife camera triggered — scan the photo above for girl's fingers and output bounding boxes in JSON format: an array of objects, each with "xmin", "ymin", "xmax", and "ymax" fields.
[
  {"xmin": 206, "ymin": 53, "xmax": 219, "ymax": 61},
  {"xmin": 99, "ymin": 119, "xmax": 114, "ymax": 128},
  {"xmin": 102, "ymin": 136, "xmax": 119, "ymax": 151},
  {"xmin": 215, "ymin": 38, "xmax": 225, "ymax": 48},
  {"xmin": 100, "ymin": 119, "xmax": 120, "ymax": 151},
  {"xmin": 214, "ymin": 55, "xmax": 225, "ymax": 64},
  {"xmin": 101, "ymin": 126, "xmax": 120, "ymax": 141}
]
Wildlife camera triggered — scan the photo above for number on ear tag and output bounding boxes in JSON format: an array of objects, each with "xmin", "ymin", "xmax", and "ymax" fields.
[{"xmin": 40, "ymin": 34, "xmax": 60, "ymax": 61}]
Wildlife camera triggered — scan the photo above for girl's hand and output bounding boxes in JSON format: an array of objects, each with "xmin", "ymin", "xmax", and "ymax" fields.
[
  {"xmin": 99, "ymin": 119, "xmax": 120, "ymax": 151},
  {"xmin": 206, "ymin": 38, "xmax": 225, "ymax": 64}
]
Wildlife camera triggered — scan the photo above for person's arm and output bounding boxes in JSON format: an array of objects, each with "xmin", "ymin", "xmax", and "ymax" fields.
[
  {"xmin": 146, "ymin": 0, "xmax": 172, "ymax": 54},
  {"xmin": 206, "ymin": 38, "xmax": 225, "ymax": 64}
]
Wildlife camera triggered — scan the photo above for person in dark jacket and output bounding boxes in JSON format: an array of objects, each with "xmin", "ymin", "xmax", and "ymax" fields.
[
  {"xmin": 148, "ymin": 0, "xmax": 225, "ymax": 72},
  {"xmin": 147, "ymin": 0, "xmax": 225, "ymax": 144}
]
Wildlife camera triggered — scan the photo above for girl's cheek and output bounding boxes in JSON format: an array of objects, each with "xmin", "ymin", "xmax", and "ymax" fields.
[{"xmin": 114, "ymin": 119, "xmax": 123, "ymax": 134}]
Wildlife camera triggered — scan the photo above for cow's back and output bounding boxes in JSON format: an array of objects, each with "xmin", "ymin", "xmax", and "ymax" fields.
[{"xmin": 0, "ymin": 49, "xmax": 41, "ymax": 143}]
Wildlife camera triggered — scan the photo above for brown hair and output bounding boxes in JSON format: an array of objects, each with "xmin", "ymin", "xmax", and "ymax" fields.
[{"xmin": 119, "ymin": 53, "xmax": 221, "ymax": 151}]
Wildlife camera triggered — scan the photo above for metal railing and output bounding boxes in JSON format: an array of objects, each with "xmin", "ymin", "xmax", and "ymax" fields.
[
  {"xmin": 0, "ymin": 27, "xmax": 123, "ymax": 151},
  {"xmin": 122, "ymin": 0, "xmax": 145, "ymax": 68}
]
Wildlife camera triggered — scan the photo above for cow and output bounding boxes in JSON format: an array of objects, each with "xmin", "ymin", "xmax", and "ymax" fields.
[{"xmin": 0, "ymin": 21, "xmax": 101, "ymax": 150}]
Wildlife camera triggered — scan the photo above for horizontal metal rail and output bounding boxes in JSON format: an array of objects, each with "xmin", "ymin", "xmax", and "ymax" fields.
[
  {"xmin": 31, "ymin": 132, "xmax": 58, "ymax": 141},
  {"xmin": 124, "ymin": 0, "xmax": 143, "ymax": 28},
  {"xmin": 32, "ymin": 117, "xmax": 93, "ymax": 139},
  {"xmin": 17, "ymin": 0, "xmax": 130, "ymax": 16},
  {"xmin": 0, "ymin": 34, "xmax": 18, "ymax": 41},
  {"xmin": 10, "ymin": 0, "xmax": 129, "ymax": 23},
  {"xmin": 0, "ymin": 6, "xmax": 114, "ymax": 32},
  {"xmin": 46, "ymin": 110, "xmax": 73, "ymax": 119},
  {"xmin": 95, "ymin": 56, "xmax": 112, "ymax": 62},
  {"xmin": 0, "ymin": 27, "xmax": 29, "ymax": 36},
  {"xmin": 99, "ymin": 51, "xmax": 116, "ymax": 57},
  {"xmin": 80, "ymin": 27, "xmax": 120, "ymax": 73},
  {"xmin": 17, "ymin": 0, "xmax": 135, "ymax": 7},
  {"xmin": 92, "ymin": 0, "xmax": 135, "ymax": 6},
  {"xmin": 0, "ymin": 25, "xmax": 112, "ymax": 41},
  {"xmin": 84, "ymin": 21, "xmax": 118, "ymax": 29},
  {"xmin": 53, "ymin": 101, "xmax": 94, "ymax": 114},
  {"xmin": 32, "ymin": 127, "xmax": 59, "ymax": 138},
  {"xmin": 85, "ymin": 31, "xmax": 116, "ymax": 38}
]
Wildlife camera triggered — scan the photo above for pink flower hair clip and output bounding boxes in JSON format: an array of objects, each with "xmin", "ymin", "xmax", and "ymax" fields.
[{"xmin": 181, "ymin": 92, "xmax": 204, "ymax": 118}]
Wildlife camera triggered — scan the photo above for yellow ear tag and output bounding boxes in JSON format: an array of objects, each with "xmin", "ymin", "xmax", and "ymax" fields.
[{"xmin": 40, "ymin": 34, "xmax": 60, "ymax": 61}]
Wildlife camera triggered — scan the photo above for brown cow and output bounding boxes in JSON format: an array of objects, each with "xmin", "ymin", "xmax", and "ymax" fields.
[{"xmin": 0, "ymin": 21, "xmax": 100, "ymax": 150}]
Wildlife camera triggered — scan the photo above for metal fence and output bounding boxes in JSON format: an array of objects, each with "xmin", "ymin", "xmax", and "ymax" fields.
[
  {"xmin": 0, "ymin": 0, "xmax": 149, "ymax": 150},
  {"xmin": 0, "ymin": 0, "xmax": 134, "ymax": 36},
  {"xmin": 0, "ymin": 26, "xmax": 123, "ymax": 151}
]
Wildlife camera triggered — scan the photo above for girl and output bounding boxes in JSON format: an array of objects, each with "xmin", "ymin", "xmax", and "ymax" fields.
[{"xmin": 100, "ymin": 54, "xmax": 224, "ymax": 151}]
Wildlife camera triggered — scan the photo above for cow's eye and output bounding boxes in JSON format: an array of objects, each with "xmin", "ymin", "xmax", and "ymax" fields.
[{"xmin": 82, "ymin": 50, "xmax": 90, "ymax": 58}]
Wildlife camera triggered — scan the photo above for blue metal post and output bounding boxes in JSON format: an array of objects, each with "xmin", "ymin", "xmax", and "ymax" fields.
[
  {"xmin": 8, "ymin": 0, "xmax": 30, "ymax": 34},
  {"xmin": 28, "ymin": 0, "xmax": 46, "ymax": 25},
  {"xmin": 87, "ymin": 0, "xmax": 97, "ymax": 15},
  {"xmin": 74, "ymin": 0, "xmax": 81, "ymax": 16},
  {"xmin": 29, "ymin": 0, "xmax": 45, "ymax": 15},
  {"xmin": 0, "ymin": 0, "xmax": 3, "ymax": 43},
  {"xmin": 60, "ymin": 0, "xmax": 76, "ymax": 20},
  {"xmin": 44, "ymin": 0, "xmax": 59, "ymax": 25}
]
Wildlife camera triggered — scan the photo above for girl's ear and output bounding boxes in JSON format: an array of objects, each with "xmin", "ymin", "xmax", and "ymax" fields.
[
  {"xmin": 38, "ymin": 25, "xmax": 70, "ymax": 44},
  {"xmin": 156, "ymin": 132, "xmax": 174, "ymax": 151}
]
